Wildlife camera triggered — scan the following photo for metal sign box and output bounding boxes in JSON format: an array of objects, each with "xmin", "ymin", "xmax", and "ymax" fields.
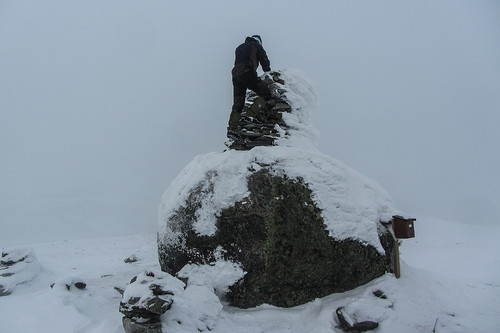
[{"xmin": 392, "ymin": 215, "xmax": 416, "ymax": 239}]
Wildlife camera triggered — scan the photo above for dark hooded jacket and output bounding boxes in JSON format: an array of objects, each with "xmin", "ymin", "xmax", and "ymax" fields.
[{"xmin": 233, "ymin": 37, "xmax": 271, "ymax": 72}]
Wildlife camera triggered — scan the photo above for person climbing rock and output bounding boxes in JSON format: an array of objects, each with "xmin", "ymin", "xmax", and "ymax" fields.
[{"xmin": 227, "ymin": 35, "xmax": 272, "ymax": 138}]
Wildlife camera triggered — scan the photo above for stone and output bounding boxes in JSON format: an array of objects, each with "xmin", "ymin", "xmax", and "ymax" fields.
[
  {"xmin": 74, "ymin": 282, "xmax": 86, "ymax": 290},
  {"xmin": 119, "ymin": 270, "xmax": 185, "ymax": 325},
  {"xmin": 336, "ymin": 307, "xmax": 379, "ymax": 332},
  {"xmin": 0, "ymin": 286, "xmax": 12, "ymax": 297},
  {"xmin": 122, "ymin": 317, "xmax": 162, "ymax": 333},
  {"xmin": 372, "ymin": 289, "xmax": 387, "ymax": 299},
  {"xmin": 124, "ymin": 254, "xmax": 139, "ymax": 263},
  {"xmin": 1, "ymin": 250, "xmax": 28, "ymax": 266},
  {"xmin": 158, "ymin": 168, "xmax": 394, "ymax": 308},
  {"xmin": 57, "ymin": 281, "xmax": 87, "ymax": 291},
  {"xmin": 114, "ymin": 286, "xmax": 125, "ymax": 295}
]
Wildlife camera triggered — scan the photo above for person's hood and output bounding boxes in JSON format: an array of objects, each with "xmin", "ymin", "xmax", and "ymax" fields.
[{"xmin": 245, "ymin": 36, "xmax": 261, "ymax": 45}]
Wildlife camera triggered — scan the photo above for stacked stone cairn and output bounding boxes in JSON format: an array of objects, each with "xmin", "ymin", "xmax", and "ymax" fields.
[
  {"xmin": 119, "ymin": 270, "xmax": 185, "ymax": 333},
  {"xmin": 226, "ymin": 71, "xmax": 291, "ymax": 150}
]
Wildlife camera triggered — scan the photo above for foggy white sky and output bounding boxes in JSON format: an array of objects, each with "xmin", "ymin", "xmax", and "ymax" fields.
[{"xmin": 1, "ymin": 0, "xmax": 499, "ymax": 244}]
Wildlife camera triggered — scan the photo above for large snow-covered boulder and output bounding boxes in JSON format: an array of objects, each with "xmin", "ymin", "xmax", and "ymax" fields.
[{"xmin": 157, "ymin": 69, "xmax": 398, "ymax": 308}]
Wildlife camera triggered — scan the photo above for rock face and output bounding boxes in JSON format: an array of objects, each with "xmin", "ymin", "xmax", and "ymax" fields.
[{"xmin": 158, "ymin": 69, "xmax": 398, "ymax": 309}]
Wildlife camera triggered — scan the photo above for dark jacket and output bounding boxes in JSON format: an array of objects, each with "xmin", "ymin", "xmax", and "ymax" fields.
[{"xmin": 233, "ymin": 37, "xmax": 271, "ymax": 72}]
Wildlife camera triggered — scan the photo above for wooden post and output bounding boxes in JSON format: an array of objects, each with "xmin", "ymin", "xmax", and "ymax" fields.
[
  {"xmin": 390, "ymin": 215, "xmax": 416, "ymax": 279},
  {"xmin": 393, "ymin": 239, "xmax": 401, "ymax": 278}
]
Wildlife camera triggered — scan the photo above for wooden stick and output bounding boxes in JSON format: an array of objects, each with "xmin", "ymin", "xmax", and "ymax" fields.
[{"xmin": 394, "ymin": 239, "xmax": 401, "ymax": 278}]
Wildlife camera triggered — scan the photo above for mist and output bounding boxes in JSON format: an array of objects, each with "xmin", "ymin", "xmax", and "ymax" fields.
[{"xmin": 1, "ymin": 0, "xmax": 499, "ymax": 245}]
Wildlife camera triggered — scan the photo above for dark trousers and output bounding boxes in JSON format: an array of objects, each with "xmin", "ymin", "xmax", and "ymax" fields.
[{"xmin": 228, "ymin": 66, "xmax": 271, "ymax": 130}]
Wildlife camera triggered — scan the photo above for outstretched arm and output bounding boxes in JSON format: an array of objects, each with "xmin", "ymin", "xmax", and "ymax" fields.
[{"xmin": 257, "ymin": 44, "xmax": 271, "ymax": 72}]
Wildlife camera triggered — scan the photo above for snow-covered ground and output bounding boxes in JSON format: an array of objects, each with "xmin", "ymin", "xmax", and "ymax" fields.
[{"xmin": 1, "ymin": 216, "xmax": 499, "ymax": 333}]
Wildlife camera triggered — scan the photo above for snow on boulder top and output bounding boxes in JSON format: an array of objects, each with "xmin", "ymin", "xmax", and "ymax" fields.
[{"xmin": 158, "ymin": 69, "xmax": 398, "ymax": 254}]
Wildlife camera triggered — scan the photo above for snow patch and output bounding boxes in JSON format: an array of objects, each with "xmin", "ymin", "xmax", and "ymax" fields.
[{"xmin": 177, "ymin": 248, "xmax": 245, "ymax": 298}]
